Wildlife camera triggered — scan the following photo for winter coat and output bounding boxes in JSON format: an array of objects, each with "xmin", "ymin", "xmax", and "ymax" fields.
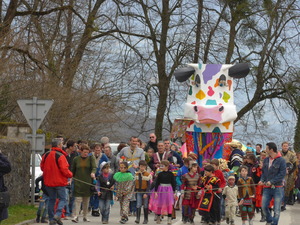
[
  {"xmin": 0, "ymin": 153, "xmax": 11, "ymax": 221},
  {"xmin": 40, "ymin": 147, "xmax": 73, "ymax": 187}
]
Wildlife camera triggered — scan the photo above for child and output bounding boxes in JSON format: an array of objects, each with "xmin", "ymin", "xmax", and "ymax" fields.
[
  {"xmin": 176, "ymin": 158, "xmax": 191, "ymax": 188},
  {"xmin": 97, "ymin": 162, "xmax": 115, "ymax": 224},
  {"xmin": 134, "ymin": 160, "xmax": 152, "ymax": 224},
  {"xmin": 113, "ymin": 161, "xmax": 134, "ymax": 224},
  {"xmin": 35, "ymin": 175, "xmax": 49, "ymax": 223},
  {"xmin": 145, "ymin": 148, "xmax": 154, "ymax": 164},
  {"xmin": 181, "ymin": 163, "xmax": 201, "ymax": 225},
  {"xmin": 222, "ymin": 176, "xmax": 238, "ymax": 225},
  {"xmin": 149, "ymin": 160, "xmax": 176, "ymax": 225},
  {"xmin": 198, "ymin": 164, "xmax": 220, "ymax": 225},
  {"xmin": 237, "ymin": 165, "xmax": 255, "ymax": 225},
  {"xmin": 210, "ymin": 159, "xmax": 226, "ymax": 224}
]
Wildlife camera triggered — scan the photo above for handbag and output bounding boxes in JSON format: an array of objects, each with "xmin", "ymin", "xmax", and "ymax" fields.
[{"xmin": 0, "ymin": 191, "xmax": 10, "ymax": 208}]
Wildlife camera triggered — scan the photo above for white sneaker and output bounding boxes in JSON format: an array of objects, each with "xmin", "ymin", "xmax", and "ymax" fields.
[
  {"xmin": 83, "ymin": 217, "xmax": 91, "ymax": 222},
  {"xmin": 72, "ymin": 216, "xmax": 79, "ymax": 223}
]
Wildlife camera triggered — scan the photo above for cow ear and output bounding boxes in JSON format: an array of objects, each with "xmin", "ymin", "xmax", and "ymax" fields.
[
  {"xmin": 228, "ymin": 63, "xmax": 250, "ymax": 78},
  {"xmin": 174, "ymin": 67, "xmax": 195, "ymax": 82}
]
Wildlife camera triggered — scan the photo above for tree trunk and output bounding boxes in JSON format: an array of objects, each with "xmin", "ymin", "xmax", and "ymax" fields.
[
  {"xmin": 193, "ymin": 0, "xmax": 203, "ymax": 63},
  {"xmin": 155, "ymin": 79, "xmax": 169, "ymax": 140}
]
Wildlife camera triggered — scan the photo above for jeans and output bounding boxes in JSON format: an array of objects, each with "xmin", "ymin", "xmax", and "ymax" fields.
[
  {"xmin": 36, "ymin": 194, "xmax": 49, "ymax": 218},
  {"xmin": 220, "ymin": 194, "xmax": 225, "ymax": 218},
  {"xmin": 262, "ymin": 187, "xmax": 283, "ymax": 225},
  {"xmin": 90, "ymin": 194, "xmax": 100, "ymax": 210},
  {"xmin": 99, "ymin": 199, "xmax": 111, "ymax": 221},
  {"xmin": 68, "ymin": 181, "xmax": 75, "ymax": 216},
  {"xmin": 129, "ymin": 200, "xmax": 137, "ymax": 213},
  {"xmin": 136, "ymin": 193, "xmax": 149, "ymax": 209},
  {"xmin": 65, "ymin": 188, "xmax": 71, "ymax": 216},
  {"xmin": 46, "ymin": 186, "xmax": 67, "ymax": 221}
]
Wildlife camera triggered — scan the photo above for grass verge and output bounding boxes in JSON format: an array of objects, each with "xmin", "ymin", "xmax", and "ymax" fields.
[{"xmin": 1, "ymin": 204, "xmax": 37, "ymax": 225}]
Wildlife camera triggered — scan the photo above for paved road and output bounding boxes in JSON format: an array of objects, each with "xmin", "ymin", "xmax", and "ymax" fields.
[{"xmin": 29, "ymin": 202, "xmax": 300, "ymax": 225}]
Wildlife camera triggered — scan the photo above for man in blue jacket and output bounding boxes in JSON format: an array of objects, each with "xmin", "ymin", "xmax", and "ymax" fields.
[{"xmin": 258, "ymin": 142, "xmax": 286, "ymax": 225}]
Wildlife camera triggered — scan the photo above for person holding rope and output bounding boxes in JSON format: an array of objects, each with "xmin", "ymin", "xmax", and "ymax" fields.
[
  {"xmin": 237, "ymin": 165, "xmax": 256, "ymax": 225},
  {"xmin": 114, "ymin": 161, "xmax": 135, "ymax": 224},
  {"xmin": 258, "ymin": 142, "xmax": 286, "ymax": 225},
  {"xmin": 149, "ymin": 160, "xmax": 176, "ymax": 225},
  {"xmin": 198, "ymin": 164, "xmax": 220, "ymax": 225},
  {"xmin": 134, "ymin": 160, "xmax": 152, "ymax": 224},
  {"xmin": 71, "ymin": 144, "xmax": 97, "ymax": 223},
  {"xmin": 181, "ymin": 162, "xmax": 201, "ymax": 225},
  {"xmin": 96, "ymin": 162, "xmax": 116, "ymax": 224}
]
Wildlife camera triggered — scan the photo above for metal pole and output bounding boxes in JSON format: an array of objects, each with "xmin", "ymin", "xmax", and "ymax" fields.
[{"xmin": 30, "ymin": 97, "xmax": 38, "ymax": 205}]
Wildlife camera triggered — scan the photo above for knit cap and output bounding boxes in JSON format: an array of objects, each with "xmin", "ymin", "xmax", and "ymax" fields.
[{"xmin": 228, "ymin": 175, "xmax": 235, "ymax": 180}]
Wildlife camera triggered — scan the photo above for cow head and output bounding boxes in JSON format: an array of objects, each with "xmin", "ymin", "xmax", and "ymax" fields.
[{"xmin": 174, "ymin": 63, "xmax": 249, "ymax": 133}]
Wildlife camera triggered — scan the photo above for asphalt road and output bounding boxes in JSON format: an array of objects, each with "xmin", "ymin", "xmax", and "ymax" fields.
[{"xmin": 29, "ymin": 201, "xmax": 300, "ymax": 225}]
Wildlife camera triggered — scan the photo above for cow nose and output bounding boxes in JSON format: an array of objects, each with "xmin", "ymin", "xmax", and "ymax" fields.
[{"xmin": 219, "ymin": 106, "xmax": 224, "ymax": 112}]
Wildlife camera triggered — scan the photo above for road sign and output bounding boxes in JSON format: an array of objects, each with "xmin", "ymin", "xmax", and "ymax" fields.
[
  {"xmin": 17, "ymin": 97, "xmax": 53, "ymax": 131},
  {"xmin": 25, "ymin": 134, "xmax": 45, "ymax": 153},
  {"xmin": 17, "ymin": 97, "xmax": 53, "ymax": 205}
]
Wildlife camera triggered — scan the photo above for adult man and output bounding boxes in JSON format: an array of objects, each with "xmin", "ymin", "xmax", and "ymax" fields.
[
  {"xmin": 117, "ymin": 136, "xmax": 145, "ymax": 173},
  {"xmin": 280, "ymin": 141, "xmax": 297, "ymax": 208},
  {"xmin": 149, "ymin": 141, "xmax": 173, "ymax": 171},
  {"xmin": 90, "ymin": 143, "xmax": 108, "ymax": 216},
  {"xmin": 164, "ymin": 138, "xmax": 183, "ymax": 167},
  {"xmin": 258, "ymin": 142, "xmax": 286, "ymax": 225},
  {"xmin": 65, "ymin": 140, "xmax": 78, "ymax": 170},
  {"xmin": 40, "ymin": 138, "xmax": 73, "ymax": 225},
  {"xmin": 144, "ymin": 133, "xmax": 158, "ymax": 152},
  {"xmin": 103, "ymin": 145, "xmax": 119, "ymax": 173},
  {"xmin": 64, "ymin": 140, "xmax": 78, "ymax": 218},
  {"xmin": 91, "ymin": 143, "xmax": 108, "ymax": 176},
  {"xmin": 255, "ymin": 144, "xmax": 262, "ymax": 156}
]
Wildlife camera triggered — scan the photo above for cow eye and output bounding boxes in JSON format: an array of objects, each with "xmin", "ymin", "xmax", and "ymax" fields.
[
  {"xmin": 219, "ymin": 74, "xmax": 226, "ymax": 87},
  {"xmin": 195, "ymin": 74, "xmax": 201, "ymax": 87}
]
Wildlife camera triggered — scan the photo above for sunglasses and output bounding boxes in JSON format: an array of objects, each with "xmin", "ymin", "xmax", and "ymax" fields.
[{"xmin": 149, "ymin": 136, "xmax": 155, "ymax": 139}]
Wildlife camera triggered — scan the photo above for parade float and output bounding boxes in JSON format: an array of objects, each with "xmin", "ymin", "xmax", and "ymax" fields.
[{"xmin": 171, "ymin": 63, "xmax": 250, "ymax": 166}]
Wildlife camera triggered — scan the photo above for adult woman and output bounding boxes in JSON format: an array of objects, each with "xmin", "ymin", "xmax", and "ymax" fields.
[{"xmin": 71, "ymin": 144, "xmax": 96, "ymax": 223}]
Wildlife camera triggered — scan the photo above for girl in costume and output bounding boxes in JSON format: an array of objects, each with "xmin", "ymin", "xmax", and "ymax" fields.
[
  {"xmin": 181, "ymin": 162, "xmax": 201, "ymax": 225},
  {"xmin": 198, "ymin": 164, "xmax": 220, "ymax": 225},
  {"xmin": 149, "ymin": 160, "xmax": 176, "ymax": 225},
  {"xmin": 113, "ymin": 161, "xmax": 134, "ymax": 224}
]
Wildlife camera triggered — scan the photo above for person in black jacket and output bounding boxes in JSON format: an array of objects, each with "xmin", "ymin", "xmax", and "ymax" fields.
[
  {"xmin": 96, "ymin": 162, "xmax": 115, "ymax": 224},
  {"xmin": 0, "ymin": 151, "xmax": 11, "ymax": 222}
]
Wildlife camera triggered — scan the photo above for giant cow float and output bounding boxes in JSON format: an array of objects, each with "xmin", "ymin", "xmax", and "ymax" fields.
[{"xmin": 173, "ymin": 63, "xmax": 250, "ymax": 166}]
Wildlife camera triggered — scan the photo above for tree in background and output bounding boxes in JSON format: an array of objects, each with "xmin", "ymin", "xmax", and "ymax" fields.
[{"xmin": 0, "ymin": 0, "xmax": 299, "ymax": 145}]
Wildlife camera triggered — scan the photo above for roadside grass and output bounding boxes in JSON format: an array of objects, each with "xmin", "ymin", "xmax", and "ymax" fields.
[{"xmin": 1, "ymin": 204, "xmax": 37, "ymax": 225}]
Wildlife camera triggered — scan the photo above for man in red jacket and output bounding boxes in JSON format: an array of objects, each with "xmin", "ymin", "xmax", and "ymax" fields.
[{"xmin": 41, "ymin": 138, "xmax": 73, "ymax": 225}]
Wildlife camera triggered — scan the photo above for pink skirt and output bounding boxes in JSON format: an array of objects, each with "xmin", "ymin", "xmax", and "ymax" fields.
[{"xmin": 149, "ymin": 184, "xmax": 174, "ymax": 215}]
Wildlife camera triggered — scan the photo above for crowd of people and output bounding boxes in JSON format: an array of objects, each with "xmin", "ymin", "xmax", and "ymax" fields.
[{"xmin": 36, "ymin": 134, "xmax": 300, "ymax": 225}]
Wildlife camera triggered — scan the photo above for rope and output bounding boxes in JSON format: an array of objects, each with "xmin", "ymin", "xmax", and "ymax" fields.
[{"xmin": 72, "ymin": 177, "xmax": 268, "ymax": 194}]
